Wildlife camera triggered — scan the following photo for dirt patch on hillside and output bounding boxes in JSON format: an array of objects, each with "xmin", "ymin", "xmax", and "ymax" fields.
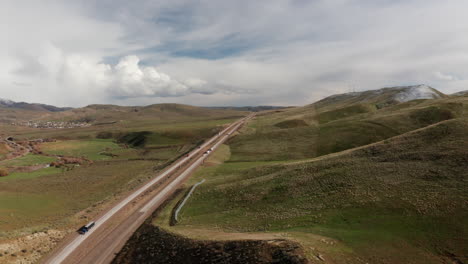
[
  {"xmin": 0, "ymin": 142, "xmax": 13, "ymax": 158},
  {"xmin": 113, "ymin": 224, "xmax": 308, "ymax": 264},
  {"xmin": 0, "ymin": 230, "xmax": 66, "ymax": 264}
]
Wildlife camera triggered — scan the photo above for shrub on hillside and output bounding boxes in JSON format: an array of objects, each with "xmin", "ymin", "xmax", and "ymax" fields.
[
  {"xmin": 118, "ymin": 131, "xmax": 151, "ymax": 147},
  {"xmin": 410, "ymin": 106, "xmax": 454, "ymax": 125},
  {"xmin": 274, "ymin": 119, "xmax": 308, "ymax": 129},
  {"xmin": 96, "ymin": 131, "xmax": 114, "ymax": 139},
  {"xmin": 0, "ymin": 168, "xmax": 9, "ymax": 177}
]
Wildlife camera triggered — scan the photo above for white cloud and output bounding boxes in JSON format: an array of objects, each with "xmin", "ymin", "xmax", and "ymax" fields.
[
  {"xmin": 433, "ymin": 71, "xmax": 457, "ymax": 81},
  {"xmin": 8, "ymin": 45, "xmax": 214, "ymax": 105},
  {"xmin": 111, "ymin": 55, "xmax": 201, "ymax": 98}
]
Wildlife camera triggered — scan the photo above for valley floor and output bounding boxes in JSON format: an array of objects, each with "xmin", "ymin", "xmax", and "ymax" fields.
[{"xmin": 0, "ymin": 111, "xmax": 244, "ymax": 263}]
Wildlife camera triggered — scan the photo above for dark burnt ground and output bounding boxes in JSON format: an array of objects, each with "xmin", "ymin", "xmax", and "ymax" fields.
[{"xmin": 112, "ymin": 224, "xmax": 308, "ymax": 264}]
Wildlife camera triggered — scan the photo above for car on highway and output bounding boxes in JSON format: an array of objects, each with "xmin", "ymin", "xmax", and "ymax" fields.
[{"xmin": 77, "ymin": 221, "xmax": 95, "ymax": 235}]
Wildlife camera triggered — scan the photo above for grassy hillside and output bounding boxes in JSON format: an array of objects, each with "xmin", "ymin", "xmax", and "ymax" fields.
[
  {"xmin": 229, "ymin": 96, "xmax": 467, "ymax": 161},
  {"xmin": 0, "ymin": 102, "xmax": 247, "ymax": 131},
  {"xmin": 149, "ymin": 88, "xmax": 467, "ymax": 263},
  {"xmin": 0, "ymin": 103, "xmax": 247, "ymax": 145},
  {"xmin": 0, "ymin": 108, "xmax": 48, "ymax": 123},
  {"xmin": 311, "ymin": 85, "xmax": 446, "ymax": 111},
  {"xmin": 161, "ymin": 118, "xmax": 468, "ymax": 263},
  {"xmin": 0, "ymin": 159, "xmax": 155, "ymax": 232},
  {"xmin": 42, "ymin": 103, "xmax": 245, "ymax": 124}
]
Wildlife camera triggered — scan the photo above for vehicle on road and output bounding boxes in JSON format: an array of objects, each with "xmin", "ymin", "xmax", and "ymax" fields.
[{"xmin": 77, "ymin": 221, "xmax": 95, "ymax": 235}]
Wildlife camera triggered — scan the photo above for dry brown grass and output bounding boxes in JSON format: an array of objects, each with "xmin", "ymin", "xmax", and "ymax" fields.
[{"xmin": 0, "ymin": 167, "xmax": 9, "ymax": 176}]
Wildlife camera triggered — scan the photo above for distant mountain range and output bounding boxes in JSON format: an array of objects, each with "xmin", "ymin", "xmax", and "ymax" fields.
[
  {"xmin": 1, "ymin": 84, "xmax": 465, "ymax": 114},
  {"xmin": 0, "ymin": 98, "xmax": 72, "ymax": 112},
  {"xmin": 0, "ymin": 98, "xmax": 285, "ymax": 113},
  {"xmin": 206, "ymin": 106, "xmax": 286, "ymax": 112}
]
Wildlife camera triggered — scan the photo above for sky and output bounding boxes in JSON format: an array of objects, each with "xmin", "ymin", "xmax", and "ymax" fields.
[{"xmin": 1, "ymin": 0, "xmax": 468, "ymax": 107}]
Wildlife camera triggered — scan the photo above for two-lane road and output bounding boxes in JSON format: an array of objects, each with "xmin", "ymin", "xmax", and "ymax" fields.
[{"xmin": 43, "ymin": 114, "xmax": 253, "ymax": 264}]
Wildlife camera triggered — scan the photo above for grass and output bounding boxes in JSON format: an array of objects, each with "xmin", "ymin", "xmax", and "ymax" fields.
[
  {"xmin": 118, "ymin": 131, "xmax": 184, "ymax": 148},
  {"xmin": 0, "ymin": 154, "xmax": 60, "ymax": 182},
  {"xmin": 5, "ymin": 109, "xmax": 244, "ymax": 142},
  {"xmin": 316, "ymin": 120, "xmax": 397, "ymax": 155},
  {"xmin": 274, "ymin": 119, "xmax": 309, "ymax": 128},
  {"xmin": 0, "ymin": 167, "xmax": 62, "ymax": 182},
  {"xmin": 205, "ymin": 144, "xmax": 231, "ymax": 165},
  {"xmin": 0, "ymin": 192, "xmax": 66, "ymax": 228},
  {"xmin": 229, "ymin": 124, "xmax": 320, "ymax": 161},
  {"xmin": 0, "ymin": 159, "xmax": 157, "ymax": 233},
  {"xmin": 317, "ymin": 103, "xmax": 376, "ymax": 124},
  {"xmin": 228, "ymin": 96, "xmax": 467, "ymax": 162},
  {"xmin": 0, "ymin": 153, "xmax": 56, "ymax": 167},
  {"xmin": 0, "ymin": 111, "xmax": 243, "ymax": 237},
  {"xmin": 156, "ymin": 118, "xmax": 468, "ymax": 263},
  {"xmin": 39, "ymin": 139, "xmax": 121, "ymax": 160}
]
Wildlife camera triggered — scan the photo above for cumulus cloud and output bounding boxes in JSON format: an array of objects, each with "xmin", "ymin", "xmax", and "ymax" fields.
[
  {"xmin": 110, "ymin": 55, "xmax": 212, "ymax": 98},
  {"xmin": 4, "ymin": 43, "xmax": 215, "ymax": 105}
]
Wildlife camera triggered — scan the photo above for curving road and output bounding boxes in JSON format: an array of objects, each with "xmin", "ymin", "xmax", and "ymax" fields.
[{"xmin": 42, "ymin": 114, "xmax": 253, "ymax": 264}]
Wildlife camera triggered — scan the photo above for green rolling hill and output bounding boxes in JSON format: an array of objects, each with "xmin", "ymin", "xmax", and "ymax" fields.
[{"xmin": 152, "ymin": 85, "xmax": 468, "ymax": 264}]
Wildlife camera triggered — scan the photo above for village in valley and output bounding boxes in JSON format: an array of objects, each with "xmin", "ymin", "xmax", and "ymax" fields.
[{"xmin": 11, "ymin": 121, "xmax": 91, "ymax": 129}]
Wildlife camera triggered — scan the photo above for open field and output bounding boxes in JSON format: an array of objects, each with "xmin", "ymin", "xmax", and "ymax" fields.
[
  {"xmin": 39, "ymin": 139, "xmax": 121, "ymax": 160},
  {"xmin": 0, "ymin": 106, "xmax": 247, "ymax": 240},
  {"xmin": 155, "ymin": 118, "xmax": 468, "ymax": 263},
  {"xmin": 0, "ymin": 154, "xmax": 56, "ymax": 167},
  {"xmin": 0, "ymin": 167, "xmax": 62, "ymax": 182},
  {"xmin": 0, "ymin": 154, "xmax": 59, "ymax": 182},
  {"xmin": 0, "ymin": 159, "xmax": 158, "ymax": 234}
]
